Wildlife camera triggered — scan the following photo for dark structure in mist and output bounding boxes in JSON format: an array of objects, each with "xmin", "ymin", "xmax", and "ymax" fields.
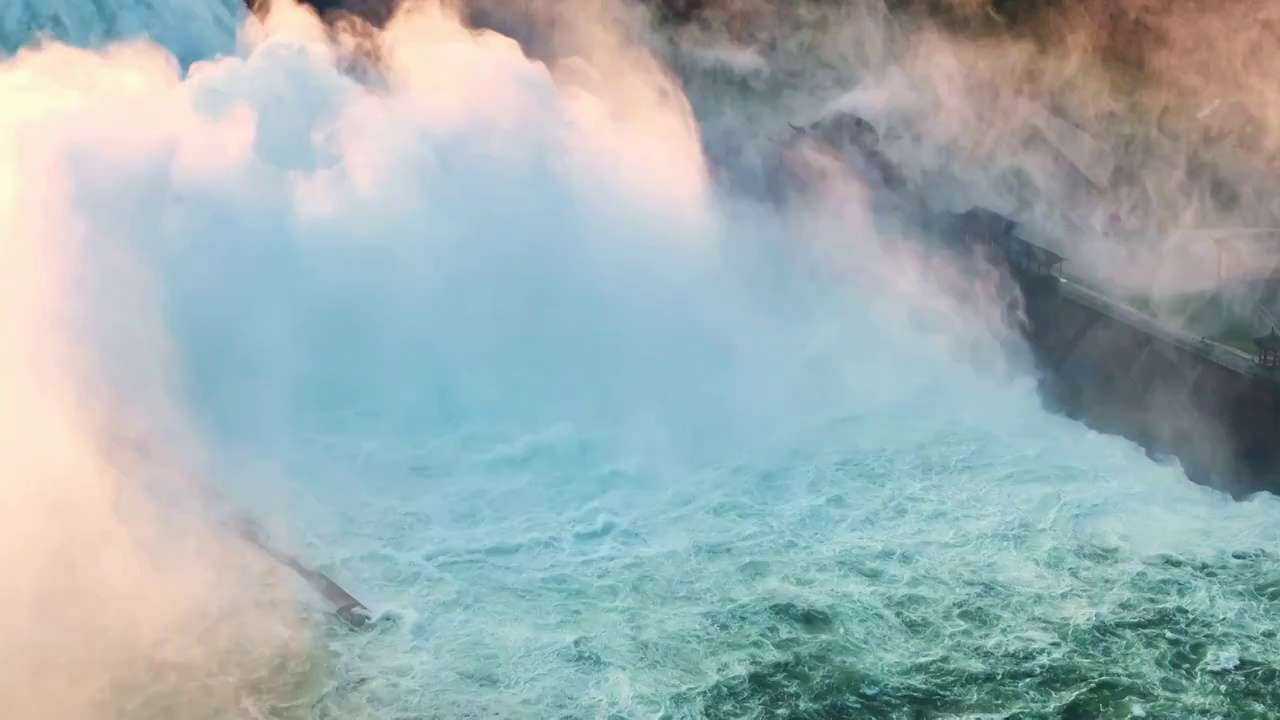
[
  {"xmin": 956, "ymin": 208, "xmax": 1280, "ymax": 499},
  {"xmin": 244, "ymin": 0, "xmax": 564, "ymax": 60},
  {"xmin": 245, "ymin": 0, "xmax": 396, "ymax": 25},
  {"xmin": 787, "ymin": 110, "xmax": 1280, "ymax": 500},
  {"xmin": 1024, "ymin": 267, "xmax": 1280, "ymax": 500}
]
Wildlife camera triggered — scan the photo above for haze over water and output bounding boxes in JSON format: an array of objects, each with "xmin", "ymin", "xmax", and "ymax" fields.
[{"xmin": 2, "ymin": 2, "xmax": 1279, "ymax": 718}]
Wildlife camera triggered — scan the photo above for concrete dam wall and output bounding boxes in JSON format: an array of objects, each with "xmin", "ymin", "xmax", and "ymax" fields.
[{"xmin": 1011, "ymin": 250, "xmax": 1280, "ymax": 499}]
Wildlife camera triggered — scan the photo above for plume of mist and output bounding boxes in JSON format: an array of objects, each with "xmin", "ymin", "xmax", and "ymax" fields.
[
  {"xmin": 660, "ymin": 0, "xmax": 1280, "ymax": 338},
  {"xmin": 0, "ymin": 36, "xmax": 316, "ymax": 720},
  {"xmin": 633, "ymin": 0, "xmax": 1280, "ymax": 501},
  {"xmin": 0, "ymin": 3, "xmax": 721, "ymax": 713}
]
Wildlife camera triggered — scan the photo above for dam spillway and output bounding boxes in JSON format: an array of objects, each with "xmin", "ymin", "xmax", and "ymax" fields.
[{"xmin": 5, "ymin": 5, "xmax": 1280, "ymax": 717}]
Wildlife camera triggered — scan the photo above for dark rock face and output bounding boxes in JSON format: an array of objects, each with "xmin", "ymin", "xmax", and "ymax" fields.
[
  {"xmin": 243, "ymin": 1, "xmax": 560, "ymax": 60},
  {"xmin": 244, "ymin": 0, "xmax": 400, "ymax": 26},
  {"xmin": 245, "ymin": 0, "xmax": 702, "ymax": 31}
]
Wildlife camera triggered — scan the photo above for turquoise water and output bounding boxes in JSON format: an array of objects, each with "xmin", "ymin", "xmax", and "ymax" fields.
[{"xmin": 5, "ymin": 3, "xmax": 1280, "ymax": 718}]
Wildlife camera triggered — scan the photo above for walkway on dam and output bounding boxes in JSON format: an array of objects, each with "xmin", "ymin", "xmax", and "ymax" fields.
[{"xmin": 1054, "ymin": 272, "xmax": 1265, "ymax": 380}]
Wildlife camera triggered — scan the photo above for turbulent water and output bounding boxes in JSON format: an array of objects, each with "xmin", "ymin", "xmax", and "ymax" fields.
[{"xmin": 3, "ymin": 2, "xmax": 1280, "ymax": 719}]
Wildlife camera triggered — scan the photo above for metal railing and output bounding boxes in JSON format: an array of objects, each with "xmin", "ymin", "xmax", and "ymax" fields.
[{"xmin": 1055, "ymin": 272, "xmax": 1266, "ymax": 379}]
